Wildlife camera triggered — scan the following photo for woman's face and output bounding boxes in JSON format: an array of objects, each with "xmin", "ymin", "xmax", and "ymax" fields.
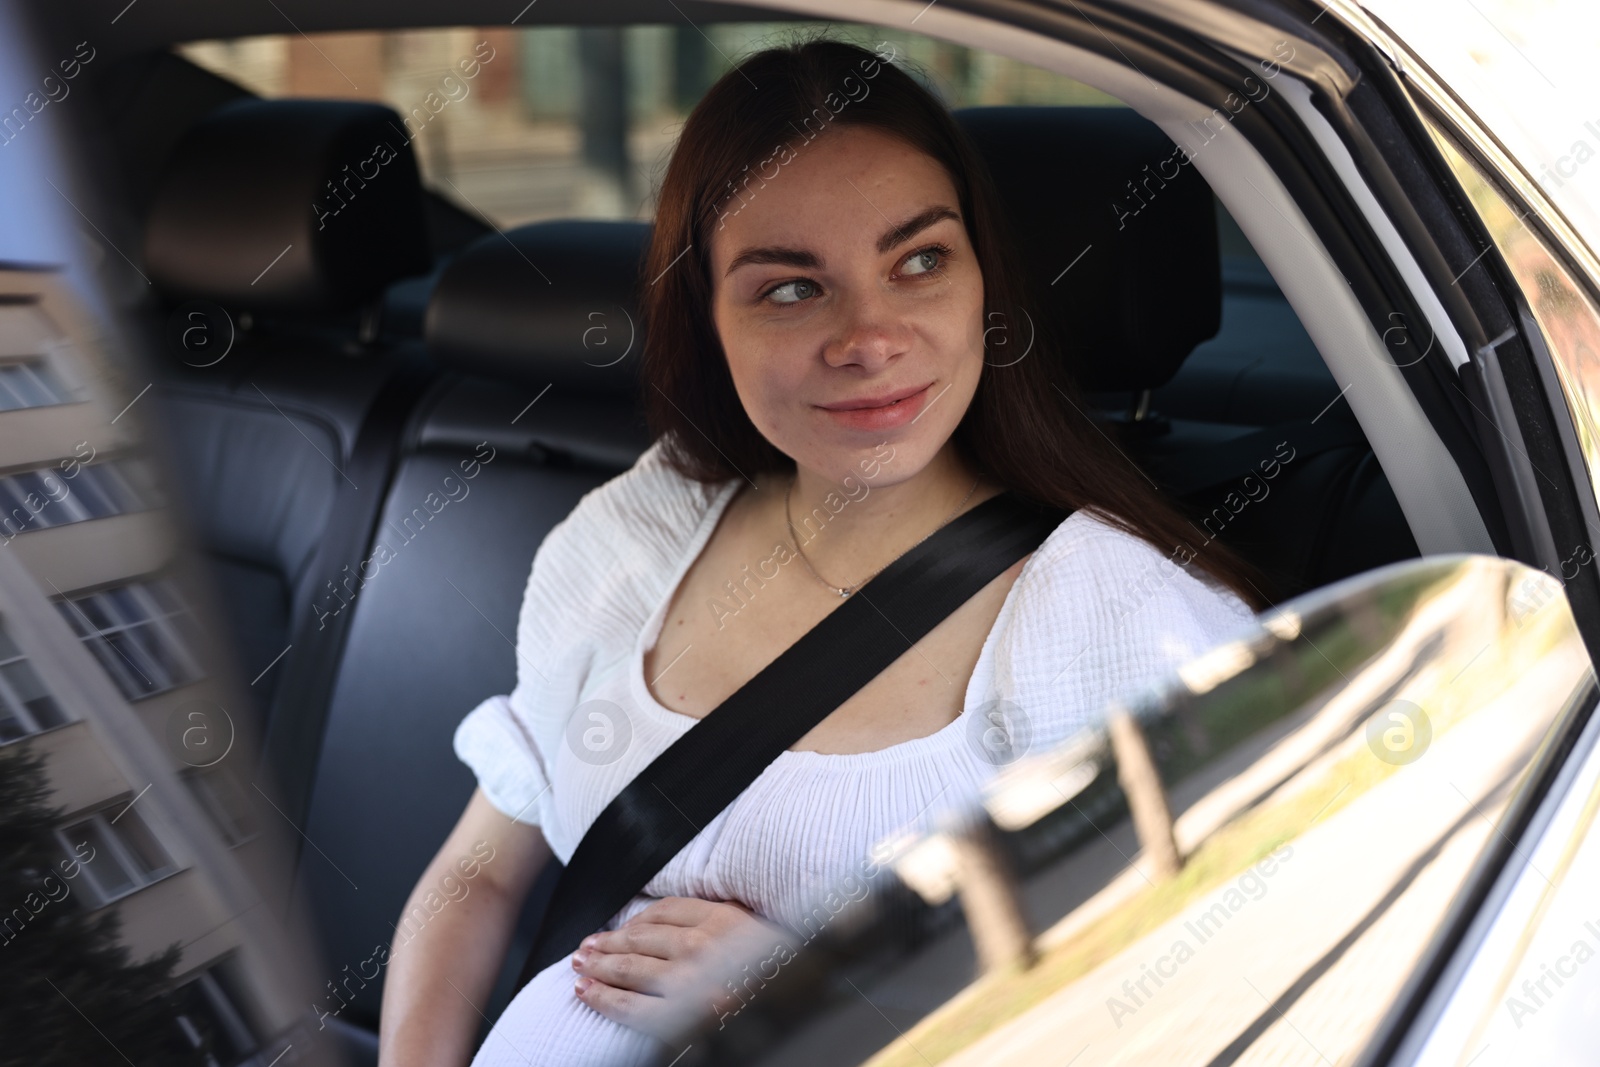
[{"xmin": 708, "ymin": 124, "xmax": 986, "ymax": 489}]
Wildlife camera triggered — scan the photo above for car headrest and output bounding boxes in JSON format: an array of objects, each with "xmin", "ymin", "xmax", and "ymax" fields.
[
  {"xmin": 424, "ymin": 219, "xmax": 650, "ymax": 396},
  {"xmin": 954, "ymin": 106, "xmax": 1221, "ymax": 393},
  {"xmin": 145, "ymin": 99, "xmax": 432, "ymax": 313}
]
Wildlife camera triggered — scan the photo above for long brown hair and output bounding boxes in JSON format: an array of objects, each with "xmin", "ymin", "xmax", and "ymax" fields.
[{"xmin": 639, "ymin": 33, "xmax": 1269, "ymax": 611}]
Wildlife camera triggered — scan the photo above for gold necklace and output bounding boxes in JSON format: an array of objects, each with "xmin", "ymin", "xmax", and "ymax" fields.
[{"xmin": 784, "ymin": 470, "xmax": 982, "ymax": 598}]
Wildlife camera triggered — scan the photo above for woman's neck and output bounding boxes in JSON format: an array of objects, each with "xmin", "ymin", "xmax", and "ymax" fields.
[{"xmin": 776, "ymin": 443, "xmax": 992, "ymax": 582}]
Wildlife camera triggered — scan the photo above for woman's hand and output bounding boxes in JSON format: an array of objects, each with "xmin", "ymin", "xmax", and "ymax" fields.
[{"xmin": 571, "ymin": 896, "xmax": 795, "ymax": 1042}]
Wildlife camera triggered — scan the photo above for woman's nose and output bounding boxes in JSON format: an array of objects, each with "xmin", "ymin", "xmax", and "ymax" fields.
[{"xmin": 822, "ymin": 288, "xmax": 912, "ymax": 370}]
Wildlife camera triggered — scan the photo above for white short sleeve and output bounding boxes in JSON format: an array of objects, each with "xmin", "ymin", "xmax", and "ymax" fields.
[
  {"xmin": 449, "ymin": 439, "xmax": 727, "ymax": 833},
  {"xmin": 985, "ymin": 510, "xmax": 1260, "ymax": 748},
  {"xmin": 453, "ymin": 694, "xmax": 551, "ymax": 824},
  {"xmin": 449, "ymin": 499, "xmax": 583, "ymax": 829}
]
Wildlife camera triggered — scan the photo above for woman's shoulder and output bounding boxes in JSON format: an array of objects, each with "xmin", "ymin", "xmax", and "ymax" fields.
[
  {"xmin": 533, "ymin": 436, "xmax": 732, "ymax": 581},
  {"xmin": 1025, "ymin": 507, "xmax": 1254, "ymax": 619},
  {"xmin": 515, "ymin": 437, "xmax": 736, "ymax": 654},
  {"xmin": 980, "ymin": 506, "xmax": 1259, "ymax": 737},
  {"xmin": 566, "ymin": 435, "xmax": 727, "ymax": 537}
]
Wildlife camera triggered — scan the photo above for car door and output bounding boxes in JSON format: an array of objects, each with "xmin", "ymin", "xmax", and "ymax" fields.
[{"xmin": 4, "ymin": 1, "xmax": 1599, "ymax": 1066}]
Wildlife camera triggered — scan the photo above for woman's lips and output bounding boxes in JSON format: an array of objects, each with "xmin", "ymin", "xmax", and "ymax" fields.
[{"xmin": 815, "ymin": 382, "xmax": 934, "ymax": 431}]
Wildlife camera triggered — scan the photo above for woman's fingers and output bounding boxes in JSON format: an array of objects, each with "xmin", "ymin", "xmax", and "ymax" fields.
[
  {"xmin": 572, "ymin": 900, "xmax": 798, "ymax": 1043},
  {"xmin": 585, "ymin": 921, "xmax": 703, "ymax": 961},
  {"xmin": 576, "ymin": 977, "xmax": 702, "ymax": 1043},
  {"xmin": 625, "ymin": 895, "xmax": 719, "ymax": 928},
  {"xmin": 574, "ymin": 977, "xmax": 667, "ymax": 1032},
  {"xmin": 572, "ymin": 947, "xmax": 670, "ymax": 994}
]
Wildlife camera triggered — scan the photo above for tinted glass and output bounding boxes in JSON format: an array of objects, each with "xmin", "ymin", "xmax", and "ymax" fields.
[
  {"xmin": 686, "ymin": 558, "xmax": 1589, "ymax": 1066},
  {"xmin": 177, "ymin": 24, "xmax": 1122, "ymax": 231}
]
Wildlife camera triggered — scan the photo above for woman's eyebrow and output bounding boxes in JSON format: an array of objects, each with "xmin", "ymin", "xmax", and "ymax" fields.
[
  {"xmin": 722, "ymin": 204, "xmax": 962, "ymax": 277},
  {"xmin": 875, "ymin": 205, "xmax": 961, "ymax": 254}
]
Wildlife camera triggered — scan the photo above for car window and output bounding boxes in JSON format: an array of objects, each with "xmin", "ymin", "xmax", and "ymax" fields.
[
  {"xmin": 176, "ymin": 24, "xmax": 1124, "ymax": 230},
  {"xmin": 11, "ymin": 11, "xmax": 1583, "ymax": 1067}
]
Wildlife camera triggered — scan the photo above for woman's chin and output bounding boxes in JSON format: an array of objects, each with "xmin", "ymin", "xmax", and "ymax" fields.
[{"xmin": 782, "ymin": 447, "xmax": 931, "ymax": 497}]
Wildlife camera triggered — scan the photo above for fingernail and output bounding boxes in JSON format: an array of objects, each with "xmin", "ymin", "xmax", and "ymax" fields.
[
  {"xmin": 580, "ymin": 935, "xmax": 598, "ymax": 950},
  {"xmin": 571, "ymin": 949, "xmax": 588, "ymax": 969},
  {"xmin": 574, "ymin": 977, "xmax": 592, "ymax": 995}
]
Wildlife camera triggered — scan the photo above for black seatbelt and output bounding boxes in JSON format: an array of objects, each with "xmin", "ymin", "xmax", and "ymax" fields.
[
  {"xmin": 258, "ymin": 364, "xmax": 436, "ymax": 841},
  {"xmin": 512, "ymin": 490, "xmax": 1065, "ymax": 991}
]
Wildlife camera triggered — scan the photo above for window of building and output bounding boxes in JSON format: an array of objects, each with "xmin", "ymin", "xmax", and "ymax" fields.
[
  {"xmin": 55, "ymin": 579, "xmax": 205, "ymax": 701},
  {"xmin": 0, "ymin": 358, "xmax": 72, "ymax": 411},
  {"xmin": 0, "ymin": 460, "xmax": 149, "ymax": 536},
  {"xmin": 0, "ymin": 626, "xmax": 66, "ymax": 742},
  {"xmin": 56, "ymin": 803, "xmax": 176, "ymax": 908},
  {"xmin": 170, "ymin": 957, "xmax": 263, "ymax": 1067},
  {"xmin": 185, "ymin": 770, "xmax": 259, "ymax": 849}
]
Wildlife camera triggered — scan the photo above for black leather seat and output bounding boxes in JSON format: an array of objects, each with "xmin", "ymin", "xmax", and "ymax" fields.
[
  {"xmin": 954, "ymin": 106, "xmax": 1419, "ymax": 600},
  {"xmin": 144, "ymin": 98, "xmax": 438, "ymax": 739},
  {"xmin": 293, "ymin": 220, "xmax": 653, "ymax": 1052}
]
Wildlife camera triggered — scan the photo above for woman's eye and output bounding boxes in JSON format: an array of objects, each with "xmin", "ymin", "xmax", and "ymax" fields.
[
  {"xmin": 901, "ymin": 244, "xmax": 951, "ymax": 277},
  {"xmin": 760, "ymin": 246, "xmax": 950, "ymax": 306},
  {"xmin": 765, "ymin": 279, "xmax": 818, "ymax": 305}
]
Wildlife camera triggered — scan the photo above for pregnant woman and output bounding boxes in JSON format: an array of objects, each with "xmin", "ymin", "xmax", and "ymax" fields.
[{"xmin": 378, "ymin": 34, "xmax": 1265, "ymax": 1067}]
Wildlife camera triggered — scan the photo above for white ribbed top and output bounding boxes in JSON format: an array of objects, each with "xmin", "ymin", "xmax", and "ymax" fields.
[{"xmin": 456, "ymin": 438, "xmax": 1257, "ymax": 1066}]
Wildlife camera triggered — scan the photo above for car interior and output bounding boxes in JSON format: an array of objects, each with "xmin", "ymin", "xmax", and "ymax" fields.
[{"xmin": 78, "ymin": 23, "xmax": 1430, "ymax": 1061}]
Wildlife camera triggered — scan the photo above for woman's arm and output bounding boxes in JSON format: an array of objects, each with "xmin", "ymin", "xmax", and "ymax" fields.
[{"xmin": 378, "ymin": 787, "xmax": 552, "ymax": 1067}]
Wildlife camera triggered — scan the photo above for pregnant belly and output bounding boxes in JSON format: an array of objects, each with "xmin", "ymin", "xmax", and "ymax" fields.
[{"xmin": 470, "ymin": 954, "xmax": 669, "ymax": 1067}]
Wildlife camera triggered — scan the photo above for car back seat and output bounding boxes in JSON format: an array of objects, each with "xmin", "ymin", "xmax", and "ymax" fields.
[
  {"xmin": 291, "ymin": 220, "xmax": 652, "ymax": 1054},
  {"xmin": 142, "ymin": 98, "xmax": 439, "ymax": 819},
  {"xmin": 953, "ymin": 105, "xmax": 1419, "ymax": 600}
]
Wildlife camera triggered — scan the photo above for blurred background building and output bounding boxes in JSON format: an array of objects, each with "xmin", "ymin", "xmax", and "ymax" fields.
[
  {"xmin": 179, "ymin": 22, "xmax": 1119, "ymax": 231},
  {"xmin": 0, "ymin": 265, "xmax": 292, "ymax": 1065}
]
